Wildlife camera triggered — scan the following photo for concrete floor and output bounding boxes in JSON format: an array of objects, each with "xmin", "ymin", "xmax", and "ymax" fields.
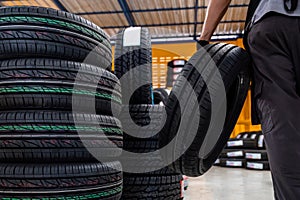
[{"xmin": 184, "ymin": 166, "xmax": 274, "ymax": 200}]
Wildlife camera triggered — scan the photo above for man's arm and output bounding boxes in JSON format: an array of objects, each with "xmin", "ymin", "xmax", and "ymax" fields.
[{"xmin": 199, "ymin": 0, "xmax": 232, "ymax": 41}]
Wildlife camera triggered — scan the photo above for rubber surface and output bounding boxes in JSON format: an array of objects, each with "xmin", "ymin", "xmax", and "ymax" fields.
[
  {"xmin": 0, "ymin": 161, "xmax": 122, "ymax": 199},
  {"xmin": 0, "ymin": 6, "xmax": 111, "ymax": 69},
  {"xmin": 0, "ymin": 111, "xmax": 123, "ymax": 162},
  {"xmin": 0, "ymin": 59, "xmax": 121, "ymax": 115},
  {"xmin": 119, "ymin": 105, "xmax": 183, "ymax": 200},
  {"xmin": 122, "ymin": 171, "xmax": 183, "ymax": 200},
  {"xmin": 160, "ymin": 43, "xmax": 251, "ymax": 177},
  {"xmin": 114, "ymin": 27, "xmax": 153, "ymax": 104},
  {"xmin": 153, "ymin": 88, "xmax": 169, "ymax": 105}
]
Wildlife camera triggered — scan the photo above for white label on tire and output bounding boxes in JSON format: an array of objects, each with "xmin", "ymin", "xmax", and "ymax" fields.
[
  {"xmin": 247, "ymin": 162, "xmax": 263, "ymax": 169},
  {"xmin": 173, "ymin": 67, "xmax": 183, "ymax": 73},
  {"xmin": 251, "ymin": 134, "xmax": 257, "ymax": 139},
  {"xmin": 227, "ymin": 151, "xmax": 243, "ymax": 157},
  {"xmin": 246, "ymin": 153, "xmax": 261, "ymax": 160},
  {"xmin": 215, "ymin": 159, "xmax": 220, "ymax": 164},
  {"xmin": 243, "ymin": 134, "xmax": 249, "ymax": 139},
  {"xmin": 173, "ymin": 74, "xmax": 179, "ymax": 80},
  {"xmin": 123, "ymin": 27, "xmax": 141, "ymax": 46},
  {"xmin": 226, "ymin": 161, "xmax": 242, "ymax": 167},
  {"xmin": 227, "ymin": 140, "xmax": 243, "ymax": 147},
  {"xmin": 173, "ymin": 60, "xmax": 185, "ymax": 66},
  {"xmin": 258, "ymin": 135, "xmax": 264, "ymax": 148}
]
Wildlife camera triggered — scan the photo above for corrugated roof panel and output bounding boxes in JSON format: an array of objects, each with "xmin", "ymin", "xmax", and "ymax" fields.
[
  {"xmin": 60, "ymin": 0, "xmax": 122, "ymax": 13},
  {"xmin": 81, "ymin": 14, "xmax": 129, "ymax": 27},
  {"xmin": 127, "ymin": 0, "xmax": 195, "ymax": 10},
  {"xmin": 148, "ymin": 25, "xmax": 193, "ymax": 38},
  {"xmin": 133, "ymin": 10, "xmax": 194, "ymax": 25}
]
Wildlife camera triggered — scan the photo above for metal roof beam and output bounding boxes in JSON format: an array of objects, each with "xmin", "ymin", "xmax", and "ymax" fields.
[
  {"xmin": 53, "ymin": 0, "xmax": 68, "ymax": 12},
  {"xmin": 74, "ymin": 4, "xmax": 248, "ymax": 15},
  {"xmin": 193, "ymin": 0, "xmax": 199, "ymax": 40},
  {"xmin": 101, "ymin": 20, "xmax": 245, "ymax": 29},
  {"xmin": 118, "ymin": 0, "xmax": 136, "ymax": 26}
]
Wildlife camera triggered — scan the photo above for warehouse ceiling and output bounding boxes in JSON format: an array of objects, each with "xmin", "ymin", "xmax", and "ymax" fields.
[{"xmin": 0, "ymin": 0, "xmax": 250, "ymax": 42}]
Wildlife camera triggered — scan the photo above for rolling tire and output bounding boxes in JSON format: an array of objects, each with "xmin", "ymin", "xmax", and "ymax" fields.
[
  {"xmin": 160, "ymin": 43, "xmax": 251, "ymax": 177},
  {"xmin": 246, "ymin": 161, "xmax": 270, "ymax": 170},
  {"xmin": 114, "ymin": 27, "xmax": 153, "ymax": 104},
  {"xmin": 0, "ymin": 6, "xmax": 111, "ymax": 69},
  {"xmin": 219, "ymin": 158, "xmax": 246, "ymax": 168},
  {"xmin": 0, "ymin": 161, "xmax": 123, "ymax": 199},
  {"xmin": 153, "ymin": 88, "xmax": 169, "ymax": 105},
  {"xmin": 0, "ymin": 111, "xmax": 123, "ymax": 162},
  {"xmin": 0, "ymin": 59, "xmax": 121, "ymax": 115},
  {"xmin": 245, "ymin": 150, "xmax": 268, "ymax": 160}
]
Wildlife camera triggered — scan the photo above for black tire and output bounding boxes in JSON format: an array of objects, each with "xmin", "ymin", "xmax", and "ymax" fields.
[
  {"xmin": 226, "ymin": 138, "xmax": 258, "ymax": 149},
  {"xmin": 153, "ymin": 88, "xmax": 169, "ymax": 105},
  {"xmin": 0, "ymin": 161, "xmax": 123, "ymax": 199},
  {"xmin": 0, "ymin": 6, "xmax": 111, "ymax": 69},
  {"xmin": 219, "ymin": 158, "xmax": 246, "ymax": 168},
  {"xmin": 0, "ymin": 25, "xmax": 111, "ymax": 69},
  {"xmin": 246, "ymin": 161, "xmax": 270, "ymax": 170},
  {"xmin": 219, "ymin": 149, "xmax": 244, "ymax": 158},
  {"xmin": 0, "ymin": 59, "xmax": 121, "ymax": 115},
  {"xmin": 245, "ymin": 150, "xmax": 268, "ymax": 160},
  {"xmin": 0, "ymin": 111, "xmax": 123, "ymax": 162},
  {"xmin": 122, "ymin": 170, "xmax": 183, "ymax": 200},
  {"xmin": 0, "ymin": 6, "xmax": 110, "ymax": 44},
  {"xmin": 114, "ymin": 27, "xmax": 153, "ymax": 104},
  {"xmin": 160, "ymin": 43, "xmax": 251, "ymax": 177},
  {"xmin": 119, "ymin": 105, "xmax": 165, "ymax": 153}
]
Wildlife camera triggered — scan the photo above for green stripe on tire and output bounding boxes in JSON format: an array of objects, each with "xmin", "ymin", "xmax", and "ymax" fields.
[
  {"xmin": 0, "ymin": 86, "xmax": 121, "ymax": 103},
  {"xmin": 1, "ymin": 185, "xmax": 122, "ymax": 200}
]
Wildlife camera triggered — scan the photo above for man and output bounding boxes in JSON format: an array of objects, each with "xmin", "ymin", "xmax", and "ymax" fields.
[{"xmin": 200, "ymin": 0, "xmax": 300, "ymax": 199}]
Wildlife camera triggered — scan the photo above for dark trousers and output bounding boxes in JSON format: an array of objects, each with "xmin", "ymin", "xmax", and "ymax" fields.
[{"xmin": 248, "ymin": 13, "xmax": 300, "ymax": 200}]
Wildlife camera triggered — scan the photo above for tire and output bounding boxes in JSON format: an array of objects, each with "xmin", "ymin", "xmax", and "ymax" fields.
[
  {"xmin": 219, "ymin": 158, "xmax": 246, "ymax": 168},
  {"xmin": 246, "ymin": 161, "xmax": 270, "ymax": 170},
  {"xmin": 122, "ymin": 170, "xmax": 183, "ymax": 200},
  {"xmin": 0, "ymin": 59, "xmax": 121, "ymax": 115},
  {"xmin": 226, "ymin": 138, "xmax": 258, "ymax": 149},
  {"xmin": 114, "ymin": 27, "xmax": 153, "ymax": 104},
  {"xmin": 119, "ymin": 105, "xmax": 182, "ymax": 199},
  {"xmin": 0, "ymin": 161, "xmax": 123, "ymax": 199},
  {"xmin": 0, "ymin": 25, "xmax": 111, "ymax": 69},
  {"xmin": 219, "ymin": 149, "xmax": 244, "ymax": 158},
  {"xmin": 119, "ymin": 105, "xmax": 165, "ymax": 153},
  {"xmin": 160, "ymin": 43, "xmax": 251, "ymax": 177},
  {"xmin": 153, "ymin": 88, "xmax": 169, "ymax": 105},
  {"xmin": 245, "ymin": 150, "xmax": 268, "ymax": 161},
  {"xmin": 0, "ymin": 6, "xmax": 111, "ymax": 69},
  {"xmin": 0, "ymin": 111, "xmax": 123, "ymax": 162}
]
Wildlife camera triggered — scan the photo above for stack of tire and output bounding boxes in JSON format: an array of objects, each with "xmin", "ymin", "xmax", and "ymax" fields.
[
  {"xmin": 114, "ymin": 27, "xmax": 183, "ymax": 199},
  {"xmin": 216, "ymin": 131, "xmax": 269, "ymax": 170},
  {"xmin": 166, "ymin": 59, "xmax": 187, "ymax": 88},
  {"xmin": 0, "ymin": 6, "xmax": 123, "ymax": 199}
]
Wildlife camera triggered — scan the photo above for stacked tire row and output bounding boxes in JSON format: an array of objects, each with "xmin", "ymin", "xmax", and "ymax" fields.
[
  {"xmin": 215, "ymin": 131, "xmax": 270, "ymax": 170},
  {"xmin": 115, "ymin": 27, "xmax": 183, "ymax": 199},
  {"xmin": 0, "ymin": 6, "xmax": 123, "ymax": 199}
]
